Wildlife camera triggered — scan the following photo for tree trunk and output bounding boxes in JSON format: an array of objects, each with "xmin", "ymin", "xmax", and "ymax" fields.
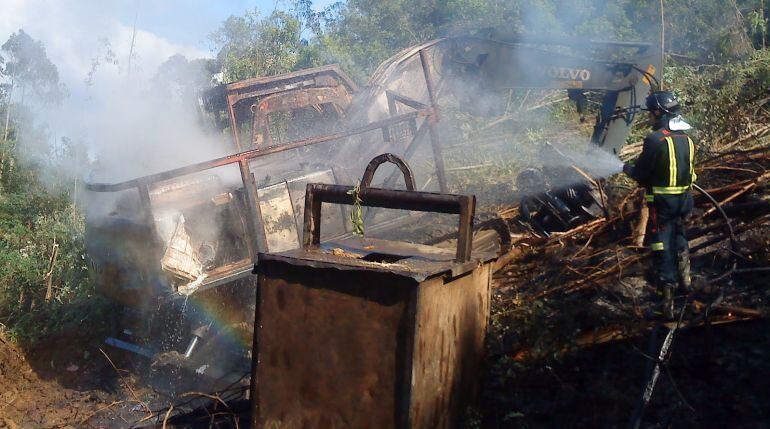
[
  {"xmin": 763, "ymin": 0, "xmax": 766, "ymax": 50},
  {"xmin": 44, "ymin": 241, "xmax": 60, "ymax": 302},
  {"xmin": 2, "ymin": 77, "xmax": 13, "ymax": 142},
  {"xmin": 5, "ymin": 84, "xmax": 25, "ymax": 179},
  {"xmin": 660, "ymin": 0, "xmax": 665, "ymax": 89},
  {"xmin": 0, "ymin": 77, "xmax": 14, "ymax": 187}
]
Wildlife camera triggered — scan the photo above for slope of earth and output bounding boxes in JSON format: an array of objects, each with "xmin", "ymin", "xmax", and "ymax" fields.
[{"xmin": 0, "ymin": 329, "xmax": 167, "ymax": 428}]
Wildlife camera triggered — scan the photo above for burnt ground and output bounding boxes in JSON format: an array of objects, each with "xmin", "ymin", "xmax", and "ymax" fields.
[
  {"xmin": 474, "ymin": 306, "xmax": 770, "ymax": 428},
  {"xmin": 1, "ymin": 150, "xmax": 769, "ymax": 427},
  {"xmin": 0, "ymin": 269, "xmax": 768, "ymax": 428},
  {"xmin": 0, "ymin": 324, "xmax": 245, "ymax": 428},
  {"xmin": 465, "ymin": 218, "xmax": 770, "ymax": 426},
  {"xmin": 0, "ymin": 329, "xmax": 165, "ymax": 428}
]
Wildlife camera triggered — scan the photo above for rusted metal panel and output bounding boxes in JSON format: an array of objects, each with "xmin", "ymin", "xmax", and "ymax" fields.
[
  {"xmin": 253, "ymin": 173, "xmax": 493, "ymax": 428},
  {"xmin": 226, "ymin": 64, "xmax": 358, "ymax": 99},
  {"xmin": 260, "ymin": 238, "xmax": 476, "ymax": 282},
  {"xmin": 252, "ymin": 86, "xmax": 351, "ymax": 114},
  {"xmin": 253, "ymin": 262, "xmax": 415, "ymax": 429},
  {"xmin": 252, "ymin": 238, "xmax": 493, "ymax": 429},
  {"xmin": 225, "ymin": 65, "xmax": 357, "ymax": 149},
  {"xmin": 409, "ymin": 264, "xmax": 492, "ymax": 428},
  {"xmin": 250, "ymin": 86, "xmax": 352, "ymax": 147}
]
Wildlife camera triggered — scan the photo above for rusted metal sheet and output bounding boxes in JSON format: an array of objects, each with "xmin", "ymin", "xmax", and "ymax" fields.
[
  {"xmin": 262, "ymin": 238, "xmax": 466, "ymax": 281},
  {"xmin": 251, "ymin": 86, "xmax": 352, "ymax": 147},
  {"xmin": 225, "ymin": 65, "xmax": 358, "ymax": 103},
  {"xmin": 252, "ymin": 238, "xmax": 493, "ymax": 429},
  {"xmin": 253, "ymin": 261, "xmax": 414, "ymax": 428},
  {"xmin": 251, "ymin": 173, "xmax": 494, "ymax": 428},
  {"xmin": 409, "ymin": 264, "xmax": 492, "ymax": 428}
]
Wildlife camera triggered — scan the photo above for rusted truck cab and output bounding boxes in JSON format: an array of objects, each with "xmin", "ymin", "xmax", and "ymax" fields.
[{"xmin": 219, "ymin": 65, "xmax": 357, "ymax": 150}]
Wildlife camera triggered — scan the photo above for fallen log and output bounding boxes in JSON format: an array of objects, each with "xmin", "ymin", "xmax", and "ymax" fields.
[
  {"xmin": 690, "ymin": 214, "xmax": 770, "ymax": 253},
  {"xmin": 716, "ymin": 124, "xmax": 770, "ymax": 152},
  {"xmin": 493, "ymin": 245, "xmax": 527, "ymax": 272},
  {"xmin": 693, "ymin": 300, "xmax": 764, "ymax": 318},
  {"xmin": 533, "ymin": 253, "xmax": 646, "ymax": 299},
  {"xmin": 508, "ymin": 313, "xmax": 761, "ymax": 363},
  {"xmin": 702, "ymin": 171, "xmax": 770, "ymax": 217}
]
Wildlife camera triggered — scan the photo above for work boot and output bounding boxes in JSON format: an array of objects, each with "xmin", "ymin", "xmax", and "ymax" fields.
[
  {"xmin": 676, "ymin": 249, "xmax": 692, "ymax": 294},
  {"xmin": 661, "ymin": 283, "xmax": 675, "ymax": 321},
  {"xmin": 644, "ymin": 282, "xmax": 676, "ymax": 321}
]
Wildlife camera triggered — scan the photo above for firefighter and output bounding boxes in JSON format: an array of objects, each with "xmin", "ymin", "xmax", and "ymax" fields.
[{"xmin": 623, "ymin": 91, "xmax": 695, "ymax": 319}]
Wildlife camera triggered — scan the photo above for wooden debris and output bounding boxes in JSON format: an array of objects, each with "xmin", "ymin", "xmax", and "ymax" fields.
[
  {"xmin": 492, "ymin": 143, "xmax": 770, "ymax": 364},
  {"xmin": 43, "ymin": 240, "xmax": 59, "ymax": 302}
]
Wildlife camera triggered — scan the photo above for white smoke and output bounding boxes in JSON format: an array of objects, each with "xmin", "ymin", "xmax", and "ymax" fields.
[{"xmin": 0, "ymin": 1, "xmax": 227, "ymax": 184}]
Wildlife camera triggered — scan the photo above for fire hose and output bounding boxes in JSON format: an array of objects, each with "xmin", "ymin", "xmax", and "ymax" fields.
[{"xmin": 627, "ymin": 183, "xmax": 737, "ymax": 429}]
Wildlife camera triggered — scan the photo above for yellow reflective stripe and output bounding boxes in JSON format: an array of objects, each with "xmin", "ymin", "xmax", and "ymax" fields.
[
  {"xmin": 645, "ymin": 194, "xmax": 655, "ymax": 202},
  {"xmin": 650, "ymin": 242, "xmax": 665, "ymax": 251},
  {"xmin": 652, "ymin": 185, "xmax": 690, "ymax": 194},
  {"xmin": 688, "ymin": 136, "xmax": 696, "ymax": 183},
  {"xmin": 665, "ymin": 136, "xmax": 677, "ymax": 187}
]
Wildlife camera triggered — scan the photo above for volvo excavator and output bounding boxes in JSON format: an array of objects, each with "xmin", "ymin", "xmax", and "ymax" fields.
[{"xmin": 84, "ymin": 28, "xmax": 661, "ymax": 389}]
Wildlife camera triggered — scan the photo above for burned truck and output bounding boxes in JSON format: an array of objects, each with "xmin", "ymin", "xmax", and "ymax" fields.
[{"xmin": 84, "ymin": 29, "xmax": 662, "ymax": 386}]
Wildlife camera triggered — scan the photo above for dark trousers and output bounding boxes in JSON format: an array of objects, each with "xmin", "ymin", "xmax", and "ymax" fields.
[{"xmin": 648, "ymin": 193, "xmax": 694, "ymax": 285}]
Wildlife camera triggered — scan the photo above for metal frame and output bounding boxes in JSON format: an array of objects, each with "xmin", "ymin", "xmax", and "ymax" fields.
[
  {"xmin": 225, "ymin": 65, "xmax": 358, "ymax": 150},
  {"xmin": 86, "ymin": 45, "xmax": 452, "ymax": 260},
  {"xmin": 82, "ymin": 48, "xmax": 459, "ymax": 337},
  {"xmin": 419, "ymin": 49, "xmax": 448, "ymax": 193},
  {"xmin": 302, "ymin": 179, "xmax": 475, "ymax": 262},
  {"xmin": 360, "ymin": 153, "xmax": 416, "ymax": 191},
  {"xmin": 87, "ymin": 110, "xmax": 438, "ymax": 257}
]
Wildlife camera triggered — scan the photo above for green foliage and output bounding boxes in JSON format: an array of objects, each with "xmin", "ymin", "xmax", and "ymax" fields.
[
  {"xmin": 0, "ymin": 138, "xmax": 95, "ymax": 343},
  {"xmin": 211, "ymin": 9, "xmax": 304, "ymax": 81},
  {"xmin": 1, "ymin": 29, "xmax": 65, "ymax": 104},
  {"xmin": 347, "ymin": 181, "xmax": 365, "ymax": 236},
  {"xmin": 203, "ymin": 0, "xmax": 770, "ymax": 90},
  {"xmin": 152, "ymin": 54, "xmax": 217, "ymax": 103},
  {"xmin": 664, "ymin": 49, "xmax": 770, "ymax": 153},
  {"xmin": 0, "ymin": 29, "xmax": 96, "ymax": 344}
]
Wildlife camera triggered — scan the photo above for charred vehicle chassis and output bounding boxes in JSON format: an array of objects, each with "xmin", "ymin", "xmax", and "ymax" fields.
[{"xmin": 84, "ymin": 31, "xmax": 661, "ymax": 387}]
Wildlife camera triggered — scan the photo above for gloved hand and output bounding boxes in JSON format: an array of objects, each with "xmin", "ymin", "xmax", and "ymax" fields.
[{"xmin": 622, "ymin": 163, "xmax": 633, "ymax": 176}]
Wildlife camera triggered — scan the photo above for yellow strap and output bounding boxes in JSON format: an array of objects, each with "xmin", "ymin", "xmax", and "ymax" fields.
[
  {"xmin": 665, "ymin": 136, "xmax": 677, "ymax": 187},
  {"xmin": 645, "ymin": 194, "xmax": 655, "ymax": 202},
  {"xmin": 650, "ymin": 242, "xmax": 665, "ymax": 251},
  {"xmin": 688, "ymin": 136, "xmax": 696, "ymax": 183},
  {"xmin": 652, "ymin": 185, "xmax": 691, "ymax": 194}
]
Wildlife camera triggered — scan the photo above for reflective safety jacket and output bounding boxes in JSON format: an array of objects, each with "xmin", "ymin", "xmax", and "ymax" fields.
[{"xmin": 629, "ymin": 128, "xmax": 696, "ymax": 201}]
